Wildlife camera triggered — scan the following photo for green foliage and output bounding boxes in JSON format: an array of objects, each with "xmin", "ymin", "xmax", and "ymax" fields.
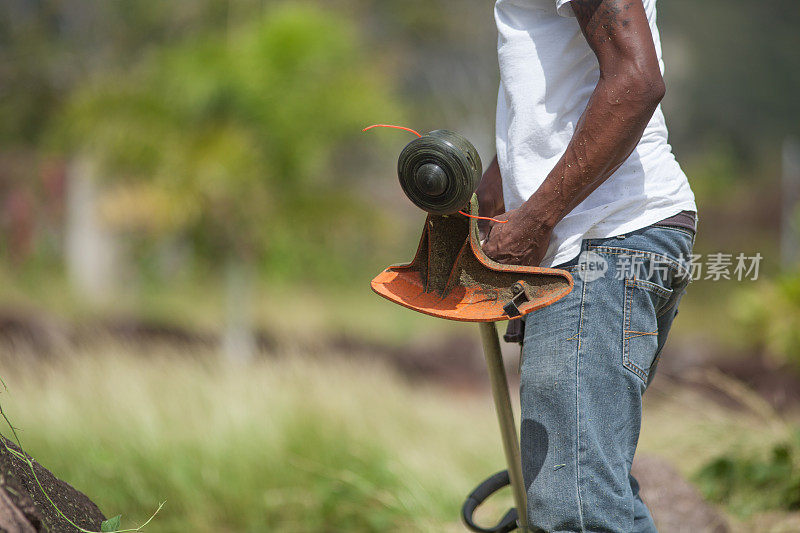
[
  {"xmin": 733, "ymin": 272, "xmax": 800, "ymax": 368},
  {"xmin": 681, "ymin": 139, "xmax": 742, "ymax": 205},
  {"xmin": 54, "ymin": 4, "xmax": 401, "ymax": 266},
  {"xmin": 101, "ymin": 515, "xmax": 122, "ymax": 532},
  {"xmin": 5, "ymin": 0, "xmax": 798, "ymax": 164},
  {"xmin": 0, "ymin": 0, "xmax": 274, "ymax": 145},
  {"xmin": 694, "ymin": 435, "xmax": 800, "ymax": 517}
]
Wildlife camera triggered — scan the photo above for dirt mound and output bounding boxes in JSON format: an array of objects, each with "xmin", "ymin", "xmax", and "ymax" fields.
[
  {"xmin": 712, "ymin": 355, "xmax": 800, "ymax": 412},
  {"xmin": 634, "ymin": 453, "xmax": 729, "ymax": 533},
  {"xmin": 0, "ymin": 436, "xmax": 105, "ymax": 533}
]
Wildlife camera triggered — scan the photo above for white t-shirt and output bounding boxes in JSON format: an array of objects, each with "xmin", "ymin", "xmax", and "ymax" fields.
[{"xmin": 494, "ymin": 0, "xmax": 697, "ymax": 267}]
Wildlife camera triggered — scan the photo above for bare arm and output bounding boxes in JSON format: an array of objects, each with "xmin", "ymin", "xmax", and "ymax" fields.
[
  {"xmin": 476, "ymin": 155, "xmax": 504, "ymax": 238},
  {"xmin": 483, "ymin": 0, "xmax": 665, "ymax": 265}
]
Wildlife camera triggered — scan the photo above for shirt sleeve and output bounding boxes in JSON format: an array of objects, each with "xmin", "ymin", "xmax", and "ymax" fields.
[{"xmin": 555, "ymin": 0, "xmax": 576, "ymax": 17}]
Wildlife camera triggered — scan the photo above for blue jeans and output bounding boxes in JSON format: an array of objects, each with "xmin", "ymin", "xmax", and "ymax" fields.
[{"xmin": 520, "ymin": 224, "xmax": 694, "ymax": 532}]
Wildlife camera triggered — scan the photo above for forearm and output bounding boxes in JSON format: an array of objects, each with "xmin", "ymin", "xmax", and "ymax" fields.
[
  {"xmin": 520, "ymin": 0, "xmax": 665, "ymax": 230},
  {"xmin": 477, "ymin": 155, "xmax": 504, "ymax": 218},
  {"xmin": 482, "ymin": 0, "xmax": 667, "ymax": 266},
  {"xmin": 523, "ymin": 72, "xmax": 664, "ymax": 228}
]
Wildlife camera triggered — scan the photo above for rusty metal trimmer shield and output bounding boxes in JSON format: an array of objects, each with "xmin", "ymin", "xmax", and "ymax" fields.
[{"xmin": 372, "ymin": 197, "xmax": 573, "ymax": 322}]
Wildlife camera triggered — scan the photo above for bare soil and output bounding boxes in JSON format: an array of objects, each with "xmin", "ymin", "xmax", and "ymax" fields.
[{"xmin": 0, "ymin": 436, "xmax": 105, "ymax": 533}]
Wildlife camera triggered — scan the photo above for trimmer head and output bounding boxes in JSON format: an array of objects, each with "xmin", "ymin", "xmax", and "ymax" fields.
[
  {"xmin": 397, "ymin": 129, "xmax": 482, "ymax": 215},
  {"xmin": 371, "ymin": 196, "xmax": 572, "ymax": 322},
  {"xmin": 368, "ymin": 127, "xmax": 574, "ymax": 530}
]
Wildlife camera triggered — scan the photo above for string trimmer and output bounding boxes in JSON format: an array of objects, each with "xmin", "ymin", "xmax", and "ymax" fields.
[{"xmin": 366, "ymin": 126, "xmax": 573, "ymax": 532}]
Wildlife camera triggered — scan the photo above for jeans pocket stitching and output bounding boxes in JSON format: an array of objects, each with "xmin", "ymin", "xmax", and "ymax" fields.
[
  {"xmin": 624, "ymin": 330, "xmax": 659, "ymax": 340},
  {"xmin": 656, "ymin": 300, "xmax": 678, "ymax": 318},
  {"xmin": 628, "ymin": 277, "xmax": 673, "ymax": 300},
  {"xmin": 655, "ymin": 279, "xmax": 690, "ymax": 318},
  {"xmin": 622, "ymin": 278, "xmax": 666, "ymax": 384},
  {"xmin": 588, "ymin": 246, "xmax": 690, "ymax": 279}
]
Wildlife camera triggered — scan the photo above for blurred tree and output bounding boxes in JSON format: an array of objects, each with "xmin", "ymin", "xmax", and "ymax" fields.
[
  {"xmin": 5, "ymin": 0, "xmax": 797, "ymax": 164},
  {"xmin": 0, "ymin": 0, "xmax": 270, "ymax": 146},
  {"xmin": 54, "ymin": 4, "xmax": 400, "ymax": 360}
]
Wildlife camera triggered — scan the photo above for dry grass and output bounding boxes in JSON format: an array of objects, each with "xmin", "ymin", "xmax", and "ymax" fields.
[
  {"xmin": 1, "ymin": 344, "xmax": 798, "ymax": 531},
  {"xmin": 0, "ymin": 346, "xmax": 507, "ymax": 532}
]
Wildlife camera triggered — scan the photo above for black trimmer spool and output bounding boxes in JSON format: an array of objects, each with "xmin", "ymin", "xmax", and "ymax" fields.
[{"xmin": 397, "ymin": 129, "xmax": 483, "ymax": 215}]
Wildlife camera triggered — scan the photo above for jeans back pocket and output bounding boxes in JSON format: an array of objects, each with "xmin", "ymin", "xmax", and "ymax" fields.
[{"xmin": 622, "ymin": 277, "xmax": 673, "ymax": 384}]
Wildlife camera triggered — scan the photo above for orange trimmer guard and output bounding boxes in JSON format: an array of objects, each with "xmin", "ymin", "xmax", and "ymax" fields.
[{"xmin": 371, "ymin": 197, "xmax": 573, "ymax": 322}]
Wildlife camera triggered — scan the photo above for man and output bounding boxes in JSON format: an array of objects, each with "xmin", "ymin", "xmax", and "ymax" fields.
[{"xmin": 479, "ymin": 0, "xmax": 696, "ymax": 531}]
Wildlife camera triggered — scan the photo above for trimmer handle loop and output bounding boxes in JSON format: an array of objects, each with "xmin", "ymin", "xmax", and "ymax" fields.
[{"xmin": 461, "ymin": 470, "xmax": 519, "ymax": 532}]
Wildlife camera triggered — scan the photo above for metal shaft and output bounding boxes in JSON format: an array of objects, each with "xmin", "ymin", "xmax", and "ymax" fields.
[{"xmin": 478, "ymin": 321, "xmax": 529, "ymax": 532}]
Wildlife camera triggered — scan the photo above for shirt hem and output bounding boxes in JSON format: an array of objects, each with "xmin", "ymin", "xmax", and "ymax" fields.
[{"xmin": 542, "ymin": 201, "xmax": 698, "ymax": 268}]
